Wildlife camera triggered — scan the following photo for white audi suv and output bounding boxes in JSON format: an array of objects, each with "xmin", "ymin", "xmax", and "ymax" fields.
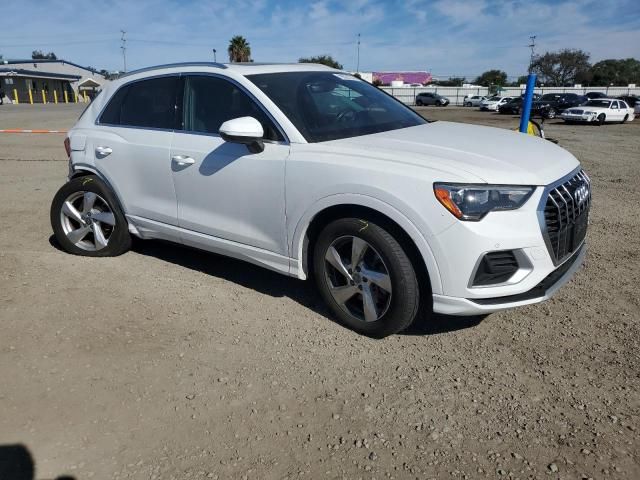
[{"xmin": 51, "ymin": 62, "xmax": 590, "ymax": 337}]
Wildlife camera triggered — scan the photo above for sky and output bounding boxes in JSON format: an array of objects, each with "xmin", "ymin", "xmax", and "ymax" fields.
[{"xmin": 1, "ymin": 0, "xmax": 639, "ymax": 79}]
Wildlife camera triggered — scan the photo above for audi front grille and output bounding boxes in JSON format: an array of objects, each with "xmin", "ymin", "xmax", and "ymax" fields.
[{"xmin": 542, "ymin": 169, "xmax": 591, "ymax": 265}]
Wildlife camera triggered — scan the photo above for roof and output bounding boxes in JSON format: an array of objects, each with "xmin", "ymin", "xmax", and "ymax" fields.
[
  {"xmin": 120, "ymin": 61, "xmax": 337, "ymax": 79},
  {"xmin": 78, "ymin": 77, "xmax": 102, "ymax": 87},
  {"xmin": 2, "ymin": 58, "xmax": 101, "ymax": 75},
  {"xmin": 0, "ymin": 68, "xmax": 81, "ymax": 81}
]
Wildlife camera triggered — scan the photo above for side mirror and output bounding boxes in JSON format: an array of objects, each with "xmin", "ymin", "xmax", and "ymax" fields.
[{"xmin": 219, "ymin": 117, "xmax": 265, "ymax": 153}]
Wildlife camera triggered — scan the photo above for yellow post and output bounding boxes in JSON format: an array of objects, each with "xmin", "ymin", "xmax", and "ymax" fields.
[
  {"xmin": 54, "ymin": 91, "xmax": 59, "ymax": 104},
  {"xmin": 28, "ymin": 89, "xmax": 33, "ymax": 104},
  {"xmin": 42, "ymin": 90, "xmax": 47, "ymax": 103},
  {"xmin": 64, "ymin": 91, "xmax": 69, "ymax": 103},
  {"xmin": 74, "ymin": 91, "xmax": 78, "ymax": 103},
  {"xmin": 83, "ymin": 91, "xmax": 88, "ymax": 102},
  {"xmin": 13, "ymin": 89, "xmax": 19, "ymax": 104}
]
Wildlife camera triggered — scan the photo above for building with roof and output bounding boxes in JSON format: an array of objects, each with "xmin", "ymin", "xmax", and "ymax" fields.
[
  {"xmin": 0, "ymin": 67, "xmax": 80, "ymax": 103},
  {"xmin": 0, "ymin": 59, "xmax": 107, "ymax": 103}
]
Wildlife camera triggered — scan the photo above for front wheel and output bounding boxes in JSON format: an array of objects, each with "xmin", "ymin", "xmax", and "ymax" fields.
[
  {"xmin": 50, "ymin": 175, "xmax": 131, "ymax": 257},
  {"xmin": 415, "ymin": 100, "xmax": 422, "ymax": 106},
  {"xmin": 546, "ymin": 108, "xmax": 557, "ymax": 119},
  {"xmin": 313, "ymin": 218, "xmax": 420, "ymax": 337},
  {"xmin": 597, "ymin": 113, "xmax": 606, "ymax": 126}
]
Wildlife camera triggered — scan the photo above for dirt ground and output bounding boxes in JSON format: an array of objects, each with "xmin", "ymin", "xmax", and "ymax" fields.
[{"xmin": 1, "ymin": 104, "xmax": 638, "ymax": 480}]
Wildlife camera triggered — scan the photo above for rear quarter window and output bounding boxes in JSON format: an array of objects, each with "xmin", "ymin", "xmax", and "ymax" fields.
[{"xmin": 99, "ymin": 76, "xmax": 179, "ymax": 129}]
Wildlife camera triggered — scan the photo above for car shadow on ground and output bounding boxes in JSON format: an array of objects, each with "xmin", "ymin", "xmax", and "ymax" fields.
[
  {"xmin": 49, "ymin": 235, "xmax": 485, "ymax": 337},
  {"xmin": 0, "ymin": 444, "xmax": 75, "ymax": 480}
]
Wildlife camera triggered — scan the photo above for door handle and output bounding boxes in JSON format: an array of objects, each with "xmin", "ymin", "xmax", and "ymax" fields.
[
  {"xmin": 95, "ymin": 146, "xmax": 112, "ymax": 157},
  {"xmin": 172, "ymin": 155, "xmax": 196, "ymax": 166}
]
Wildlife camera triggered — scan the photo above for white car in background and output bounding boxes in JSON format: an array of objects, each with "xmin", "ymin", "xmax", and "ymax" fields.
[
  {"xmin": 480, "ymin": 96, "xmax": 513, "ymax": 111},
  {"xmin": 463, "ymin": 95, "xmax": 486, "ymax": 107},
  {"xmin": 561, "ymin": 99, "xmax": 635, "ymax": 125}
]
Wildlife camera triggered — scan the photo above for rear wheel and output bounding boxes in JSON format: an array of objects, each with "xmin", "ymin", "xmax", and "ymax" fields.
[
  {"xmin": 621, "ymin": 114, "xmax": 629, "ymax": 124},
  {"xmin": 546, "ymin": 108, "xmax": 557, "ymax": 119},
  {"xmin": 50, "ymin": 175, "xmax": 131, "ymax": 257},
  {"xmin": 416, "ymin": 99, "xmax": 423, "ymax": 106},
  {"xmin": 313, "ymin": 218, "xmax": 420, "ymax": 337}
]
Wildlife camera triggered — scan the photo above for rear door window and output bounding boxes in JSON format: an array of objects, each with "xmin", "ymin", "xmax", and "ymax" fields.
[
  {"xmin": 99, "ymin": 76, "xmax": 179, "ymax": 129},
  {"xmin": 182, "ymin": 75, "xmax": 282, "ymax": 141}
]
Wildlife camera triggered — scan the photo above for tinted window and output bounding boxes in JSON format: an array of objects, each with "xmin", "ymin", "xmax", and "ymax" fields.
[
  {"xmin": 100, "ymin": 76, "xmax": 178, "ymax": 129},
  {"xmin": 247, "ymin": 72, "xmax": 426, "ymax": 143},
  {"xmin": 183, "ymin": 75, "xmax": 282, "ymax": 141}
]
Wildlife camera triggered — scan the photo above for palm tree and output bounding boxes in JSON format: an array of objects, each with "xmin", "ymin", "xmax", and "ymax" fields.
[{"xmin": 228, "ymin": 36, "xmax": 251, "ymax": 63}]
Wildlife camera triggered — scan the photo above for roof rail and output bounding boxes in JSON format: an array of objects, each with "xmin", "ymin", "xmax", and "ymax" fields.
[{"xmin": 119, "ymin": 62, "xmax": 227, "ymax": 78}]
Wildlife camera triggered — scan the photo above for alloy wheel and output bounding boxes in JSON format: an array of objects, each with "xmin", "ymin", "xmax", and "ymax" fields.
[
  {"xmin": 60, "ymin": 191, "xmax": 116, "ymax": 251},
  {"xmin": 323, "ymin": 235, "xmax": 392, "ymax": 322}
]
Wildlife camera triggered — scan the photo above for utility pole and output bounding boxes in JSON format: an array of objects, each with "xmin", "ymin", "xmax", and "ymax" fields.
[
  {"xmin": 213, "ymin": 49, "xmax": 217, "ymax": 62},
  {"xmin": 120, "ymin": 30, "xmax": 127, "ymax": 73},
  {"xmin": 356, "ymin": 33, "xmax": 361, "ymax": 73},
  {"xmin": 528, "ymin": 35, "xmax": 536, "ymax": 73}
]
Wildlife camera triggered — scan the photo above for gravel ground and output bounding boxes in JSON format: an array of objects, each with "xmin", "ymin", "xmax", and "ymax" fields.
[{"xmin": 0, "ymin": 104, "xmax": 638, "ymax": 480}]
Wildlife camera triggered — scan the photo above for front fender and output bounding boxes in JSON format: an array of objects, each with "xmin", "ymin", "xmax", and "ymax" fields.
[{"xmin": 289, "ymin": 193, "xmax": 444, "ymax": 295}]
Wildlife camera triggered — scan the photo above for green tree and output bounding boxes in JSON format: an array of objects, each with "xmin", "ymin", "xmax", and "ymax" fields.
[
  {"xmin": 473, "ymin": 70, "xmax": 508, "ymax": 87},
  {"xmin": 531, "ymin": 49, "xmax": 591, "ymax": 86},
  {"xmin": 299, "ymin": 54, "xmax": 343, "ymax": 69},
  {"xmin": 590, "ymin": 58, "xmax": 640, "ymax": 86},
  {"xmin": 228, "ymin": 36, "xmax": 251, "ymax": 63},
  {"xmin": 32, "ymin": 50, "xmax": 57, "ymax": 60}
]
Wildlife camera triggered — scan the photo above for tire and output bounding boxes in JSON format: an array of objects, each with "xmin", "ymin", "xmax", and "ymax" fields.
[
  {"xmin": 546, "ymin": 108, "xmax": 557, "ymax": 119},
  {"xmin": 313, "ymin": 218, "xmax": 420, "ymax": 338},
  {"xmin": 597, "ymin": 113, "xmax": 605, "ymax": 126},
  {"xmin": 464, "ymin": 102, "xmax": 471, "ymax": 107},
  {"xmin": 50, "ymin": 175, "xmax": 131, "ymax": 257},
  {"xmin": 621, "ymin": 114, "xmax": 629, "ymax": 124},
  {"xmin": 416, "ymin": 100, "xmax": 422, "ymax": 106}
]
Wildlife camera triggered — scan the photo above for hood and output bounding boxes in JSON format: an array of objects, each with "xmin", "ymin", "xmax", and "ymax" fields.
[{"xmin": 324, "ymin": 122, "xmax": 580, "ymax": 185}]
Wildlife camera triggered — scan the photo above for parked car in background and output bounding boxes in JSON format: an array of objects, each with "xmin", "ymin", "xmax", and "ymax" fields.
[
  {"xmin": 561, "ymin": 99, "xmax": 635, "ymax": 125},
  {"xmin": 49, "ymin": 62, "xmax": 590, "ymax": 337},
  {"xmin": 584, "ymin": 92, "xmax": 607, "ymax": 99},
  {"xmin": 480, "ymin": 96, "xmax": 513, "ymax": 111},
  {"xmin": 463, "ymin": 95, "xmax": 486, "ymax": 107},
  {"xmin": 415, "ymin": 92, "xmax": 450, "ymax": 106},
  {"xmin": 498, "ymin": 97, "xmax": 523, "ymax": 114},
  {"xmin": 531, "ymin": 93, "xmax": 586, "ymax": 119},
  {"xmin": 617, "ymin": 95, "xmax": 640, "ymax": 114}
]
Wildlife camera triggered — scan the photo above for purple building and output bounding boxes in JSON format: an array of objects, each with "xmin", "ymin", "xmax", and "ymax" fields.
[{"xmin": 373, "ymin": 71, "xmax": 432, "ymax": 85}]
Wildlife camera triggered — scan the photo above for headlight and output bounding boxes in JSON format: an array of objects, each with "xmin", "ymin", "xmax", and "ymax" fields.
[
  {"xmin": 584, "ymin": 111, "xmax": 596, "ymax": 115},
  {"xmin": 433, "ymin": 183, "xmax": 535, "ymax": 221}
]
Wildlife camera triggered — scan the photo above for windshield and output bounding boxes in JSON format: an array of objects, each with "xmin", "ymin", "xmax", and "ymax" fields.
[
  {"xmin": 246, "ymin": 72, "xmax": 426, "ymax": 142},
  {"xmin": 585, "ymin": 100, "xmax": 611, "ymax": 108}
]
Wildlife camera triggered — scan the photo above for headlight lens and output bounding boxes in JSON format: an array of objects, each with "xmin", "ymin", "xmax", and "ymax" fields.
[{"xmin": 434, "ymin": 184, "xmax": 535, "ymax": 221}]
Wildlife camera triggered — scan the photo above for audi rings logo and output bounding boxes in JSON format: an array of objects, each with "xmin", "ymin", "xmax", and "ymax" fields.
[{"xmin": 574, "ymin": 182, "xmax": 589, "ymax": 206}]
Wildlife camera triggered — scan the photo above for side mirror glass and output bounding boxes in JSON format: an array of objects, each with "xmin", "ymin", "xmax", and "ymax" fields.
[{"xmin": 219, "ymin": 117, "xmax": 265, "ymax": 153}]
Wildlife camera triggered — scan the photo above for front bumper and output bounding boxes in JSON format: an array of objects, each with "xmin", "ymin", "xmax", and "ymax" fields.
[
  {"xmin": 561, "ymin": 113, "xmax": 597, "ymax": 122},
  {"xmin": 428, "ymin": 172, "xmax": 588, "ymax": 316},
  {"xmin": 432, "ymin": 244, "xmax": 586, "ymax": 315}
]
